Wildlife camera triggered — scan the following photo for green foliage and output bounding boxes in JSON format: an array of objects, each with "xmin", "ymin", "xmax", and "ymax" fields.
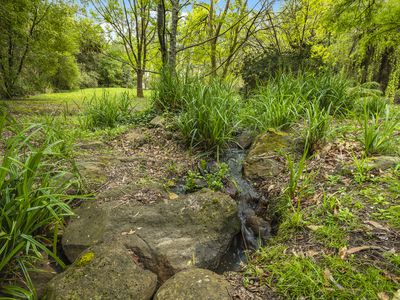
[
  {"xmin": 0, "ymin": 115, "xmax": 79, "ymax": 297},
  {"xmin": 80, "ymin": 92, "xmax": 135, "ymax": 130},
  {"xmin": 152, "ymin": 68, "xmax": 186, "ymax": 112},
  {"xmin": 184, "ymin": 162, "xmax": 229, "ymax": 192},
  {"xmin": 246, "ymin": 246, "xmax": 398, "ymax": 299},
  {"xmin": 303, "ymin": 102, "xmax": 331, "ymax": 154},
  {"xmin": 360, "ymin": 106, "xmax": 399, "ymax": 155},
  {"xmin": 352, "ymin": 153, "xmax": 371, "ymax": 184},
  {"xmin": 178, "ymin": 80, "xmax": 241, "ymax": 155}
]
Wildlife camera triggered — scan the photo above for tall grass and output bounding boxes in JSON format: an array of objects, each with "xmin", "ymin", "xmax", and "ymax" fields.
[
  {"xmin": 0, "ymin": 113, "xmax": 79, "ymax": 298},
  {"xmin": 178, "ymin": 80, "xmax": 241, "ymax": 156},
  {"xmin": 152, "ymin": 67, "xmax": 186, "ymax": 112},
  {"xmin": 241, "ymin": 72, "xmax": 353, "ymax": 132},
  {"xmin": 80, "ymin": 91, "xmax": 135, "ymax": 130},
  {"xmin": 302, "ymin": 102, "xmax": 331, "ymax": 154},
  {"xmin": 360, "ymin": 105, "xmax": 399, "ymax": 155}
]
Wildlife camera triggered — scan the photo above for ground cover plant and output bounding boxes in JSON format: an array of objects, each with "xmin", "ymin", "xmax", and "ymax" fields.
[{"xmin": 0, "ymin": 111, "xmax": 81, "ymax": 298}]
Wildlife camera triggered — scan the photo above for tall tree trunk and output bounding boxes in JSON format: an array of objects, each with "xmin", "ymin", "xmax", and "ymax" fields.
[
  {"xmin": 136, "ymin": 69, "xmax": 144, "ymax": 98},
  {"xmin": 169, "ymin": 0, "xmax": 179, "ymax": 71},
  {"xmin": 157, "ymin": 0, "xmax": 168, "ymax": 65},
  {"xmin": 208, "ymin": 0, "xmax": 216, "ymax": 76}
]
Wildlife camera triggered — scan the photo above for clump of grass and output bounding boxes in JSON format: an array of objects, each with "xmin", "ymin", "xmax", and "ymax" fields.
[
  {"xmin": 360, "ymin": 105, "xmax": 399, "ymax": 155},
  {"xmin": 302, "ymin": 102, "xmax": 331, "ymax": 154},
  {"xmin": 152, "ymin": 67, "xmax": 186, "ymax": 112},
  {"xmin": 351, "ymin": 82, "xmax": 389, "ymax": 116},
  {"xmin": 246, "ymin": 245, "xmax": 398, "ymax": 299},
  {"xmin": 80, "ymin": 91, "xmax": 135, "ymax": 130},
  {"xmin": 178, "ymin": 80, "xmax": 241, "ymax": 156},
  {"xmin": 184, "ymin": 161, "xmax": 229, "ymax": 192},
  {"xmin": 0, "ymin": 114, "xmax": 80, "ymax": 297}
]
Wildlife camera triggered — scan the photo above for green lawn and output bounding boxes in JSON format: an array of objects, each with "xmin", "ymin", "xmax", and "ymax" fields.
[{"xmin": 1, "ymin": 88, "xmax": 151, "ymax": 115}]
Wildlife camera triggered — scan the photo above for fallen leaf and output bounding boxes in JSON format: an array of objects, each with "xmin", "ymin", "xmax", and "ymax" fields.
[
  {"xmin": 377, "ymin": 292, "xmax": 390, "ymax": 300},
  {"xmin": 121, "ymin": 229, "xmax": 136, "ymax": 235},
  {"xmin": 168, "ymin": 192, "xmax": 179, "ymax": 200},
  {"xmin": 364, "ymin": 220, "xmax": 389, "ymax": 231},
  {"xmin": 393, "ymin": 289, "xmax": 400, "ymax": 300},
  {"xmin": 323, "ymin": 268, "xmax": 344, "ymax": 290},
  {"xmin": 340, "ymin": 245, "xmax": 383, "ymax": 259},
  {"xmin": 307, "ymin": 225, "xmax": 323, "ymax": 231}
]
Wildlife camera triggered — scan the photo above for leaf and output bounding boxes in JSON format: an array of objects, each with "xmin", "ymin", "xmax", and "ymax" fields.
[
  {"xmin": 168, "ymin": 192, "xmax": 179, "ymax": 200},
  {"xmin": 364, "ymin": 220, "xmax": 389, "ymax": 231},
  {"xmin": 340, "ymin": 245, "xmax": 383, "ymax": 259},
  {"xmin": 377, "ymin": 292, "xmax": 390, "ymax": 300},
  {"xmin": 323, "ymin": 268, "xmax": 344, "ymax": 290},
  {"xmin": 121, "ymin": 229, "xmax": 136, "ymax": 236},
  {"xmin": 307, "ymin": 225, "xmax": 323, "ymax": 231}
]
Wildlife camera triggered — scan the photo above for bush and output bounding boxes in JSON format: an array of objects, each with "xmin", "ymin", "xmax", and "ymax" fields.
[
  {"xmin": 302, "ymin": 102, "xmax": 331, "ymax": 154},
  {"xmin": 0, "ymin": 114, "xmax": 79, "ymax": 297},
  {"xmin": 80, "ymin": 91, "xmax": 135, "ymax": 130},
  {"xmin": 178, "ymin": 79, "xmax": 241, "ymax": 156},
  {"xmin": 360, "ymin": 105, "xmax": 399, "ymax": 155},
  {"xmin": 152, "ymin": 67, "xmax": 187, "ymax": 112}
]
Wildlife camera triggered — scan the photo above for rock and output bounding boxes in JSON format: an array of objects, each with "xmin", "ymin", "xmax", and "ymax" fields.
[
  {"xmin": 243, "ymin": 130, "xmax": 293, "ymax": 181},
  {"xmin": 154, "ymin": 268, "xmax": 232, "ymax": 300},
  {"xmin": 45, "ymin": 242, "xmax": 157, "ymax": 300},
  {"xmin": 75, "ymin": 141, "xmax": 105, "ymax": 151},
  {"xmin": 367, "ymin": 156, "xmax": 400, "ymax": 171},
  {"xmin": 150, "ymin": 115, "xmax": 166, "ymax": 127},
  {"xmin": 62, "ymin": 185, "xmax": 240, "ymax": 281},
  {"xmin": 125, "ymin": 128, "xmax": 149, "ymax": 147},
  {"xmin": 236, "ymin": 131, "xmax": 255, "ymax": 149},
  {"xmin": 29, "ymin": 255, "xmax": 57, "ymax": 299},
  {"xmin": 75, "ymin": 159, "xmax": 108, "ymax": 189}
]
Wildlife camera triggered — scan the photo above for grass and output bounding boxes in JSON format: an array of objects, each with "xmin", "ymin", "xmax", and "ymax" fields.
[
  {"xmin": 177, "ymin": 79, "xmax": 241, "ymax": 156},
  {"xmin": 0, "ymin": 112, "xmax": 80, "ymax": 298},
  {"xmin": 1, "ymin": 88, "xmax": 150, "ymax": 115},
  {"xmin": 360, "ymin": 105, "xmax": 399, "ymax": 155}
]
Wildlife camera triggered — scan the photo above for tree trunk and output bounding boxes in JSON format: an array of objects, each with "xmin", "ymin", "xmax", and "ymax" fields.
[
  {"xmin": 136, "ymin": 69, "xmax": 144, "ymax": 98},
  {"xmin": 157, "ymin": 0, "xmax": 168, "ymax": 65},
  {"xmin": 169, "ymin": 0, "xmax": 179, "ymax": 71}
]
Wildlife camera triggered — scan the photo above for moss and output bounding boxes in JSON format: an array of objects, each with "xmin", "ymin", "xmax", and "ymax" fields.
[{"xmin": 75, "ymin": 251, "xmax": 95, "ymax": 267}]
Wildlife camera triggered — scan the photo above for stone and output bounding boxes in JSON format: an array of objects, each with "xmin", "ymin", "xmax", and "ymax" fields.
[
  {"xmin": 75, "ymin": 159, "xmax": 108, "ymax": 188},
  {"xmin": 62, "ymin": 185, "xmax": 240, "ymax": 281},
  {"xmin": 150, "ymin": 115, "xmax": 166, "ymax": 127},
  {"xmin": 243, "ymin": 130, "xmax": 293, "ymax": 181},
  {"xmin": 236, "ymin": 131, "xmax": 255, "ymax": 149},
  {"xmin": 45, "ymin": 242, "xmax": 157, "ymax": 300},
  {"xmin": 366, "ymin": 156, "xmax": 400, "ymax": 171},
  {"xmin": 154, "ymin": 268, "xmax": 233, "ymax": 300},
  {"xmin": 29, "ymin": 255, "xmax": 57, "ymax": 299},
  {"xmin": 75, "ymin": 141, "xmax": 105, "ymax": 151}
]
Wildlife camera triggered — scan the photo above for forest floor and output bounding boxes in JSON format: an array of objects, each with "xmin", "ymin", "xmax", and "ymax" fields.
[{"xmin": 3, "ymin": 90, "xmax": 400, "ymax": 299}]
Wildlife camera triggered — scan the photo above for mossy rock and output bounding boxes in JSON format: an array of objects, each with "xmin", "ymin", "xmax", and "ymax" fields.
[
  {"xmin": 154, "ymin": 268, "xmax": 232, "ymax": 300},
  {"xmin": 244, "ymin": 130, "xmax": 295, "ymax": 181},
  {"xmin": 45, "ymin": 243, "xmax": 157, "ymax": 300},
  {"xmin": 62, "ymin": 185, "xmax": 240, "ymax": 282}
]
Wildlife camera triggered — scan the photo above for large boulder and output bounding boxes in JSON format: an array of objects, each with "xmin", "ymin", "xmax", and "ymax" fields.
[
  {"xmin": 62, "ymin": 185, "xmax": 240, "ymax": 281},
  {"xmin": 45, "ymin": 242, "xmax": 157, "ymax": 300},
  {"xmin": 244, "ymin": 130, "xmax": 294, "ymax": 181},
  {"xmin": 154, "ymin": 268, "xmax": 233, "ymax": 300}
]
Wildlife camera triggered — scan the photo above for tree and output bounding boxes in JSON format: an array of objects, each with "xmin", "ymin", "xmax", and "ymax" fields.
[{"xmin": 91, "ymin": 0, "xmax": 156, "ymax": 97}]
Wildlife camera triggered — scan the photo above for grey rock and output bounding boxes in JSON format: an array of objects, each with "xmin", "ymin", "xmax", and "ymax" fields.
[
  {"xmin": 154, "ymin": 268, "xmax": 233, "ymax": 300},
  {"xmin": 62, "ymin": 185, "xmax": 240, "ymax": 281},
  {"xmin": 45, "ymin": 242, "xmax": 157, "ymax": 300}
]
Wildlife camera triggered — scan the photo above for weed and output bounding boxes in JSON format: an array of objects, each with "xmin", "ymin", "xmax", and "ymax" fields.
[
  {"xmin": 352, "ymin": 153, "xmax": 371, "ymax": 184},
  {"xmin": 184, "ymin": 162, "xmax": 229, "ymax": 192}
]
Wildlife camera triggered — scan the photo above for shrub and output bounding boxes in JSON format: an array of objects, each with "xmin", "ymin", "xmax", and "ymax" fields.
[
  {"xmin": 360, "ymin": 105, "xmax": 399, "ymax": 155},
  {"xmin": 302, "ymin": 102, "xmax": 331, "ymax": 154},
  {"xmin": 178, "ymin": 79, "xmax": 241, "ymax": 156},
  {"xmin": 152, "ymin": 67, "xmax": 186, "ymax": 112},
  {"xmin": 0, "ymin": 115, "xmax": 80, "ymax": 297},
  {"xmin": 80, "ymin": 91, "xmax": 135, "ymax": 130}
]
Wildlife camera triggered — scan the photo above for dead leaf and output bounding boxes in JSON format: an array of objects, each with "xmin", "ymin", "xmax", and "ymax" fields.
[
  {"xmin": 393, "ymin": 289, "xmax": 400, "ymax": 300},
  {"xmin": 340, "ymin": 245, "xmax": 383, "ymax": 259},
  {"xmin": 121, "ymin": 229, "xmax": 136, "ymax": 235},
  {"xmin": 323, "ymin": 268, "xmax": 344, "ymax": 290},
  {"xmin": 307, "ymin": 225, "xmax": 323, "ymax": 231},
  {"xmin": 377, "ymin": 292, "xmax": 390, "ymax": 300},
  {"xmin": 364, "ymin": 220, "xmax": 390, "ymax": 231},
  {"xmin": 168, "ymin": 192, "xmax": 179, "ymax": 200}
]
